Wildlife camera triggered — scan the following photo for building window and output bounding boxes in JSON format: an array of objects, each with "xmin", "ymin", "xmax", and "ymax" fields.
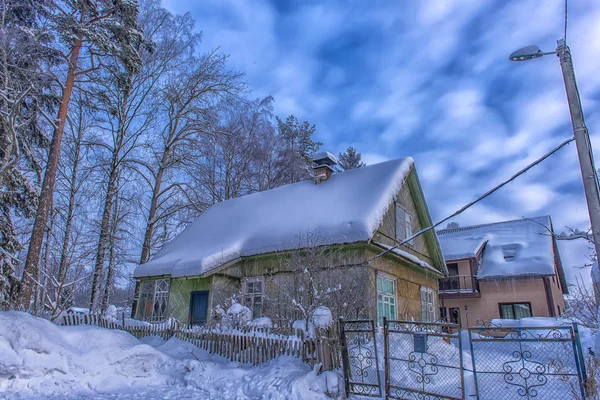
[
  {"xmin": 137, "ymin": 279, "xmax": 170, "ymax": 322},
  {"xmin": 242, "ymin": 277, "xmax": 264, "ymax": 319},
  {"xmin": 499, "ymin": 302, "xmax": 532, "ymax": 319},
  {"xmin": 395, "ymin": 205, "xmax": 414, "ymax": 245},
  {"xmin": 377, "ymin": 276, "xmax": 396, "ymax": 325},
  {"xmin": 420, "ymin": 287, "xmax": 436, "ymax": 322}
]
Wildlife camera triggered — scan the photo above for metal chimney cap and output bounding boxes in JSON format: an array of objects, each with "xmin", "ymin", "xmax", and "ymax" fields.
[{"xmin": 312, "ymin": 151, "xmax": 338, "ymax": 165}]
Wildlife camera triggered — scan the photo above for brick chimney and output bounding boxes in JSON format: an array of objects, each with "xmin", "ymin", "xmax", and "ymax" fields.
[{"xmin": 312, "ymin": 151, "xmax": 338, "ymax": 184}]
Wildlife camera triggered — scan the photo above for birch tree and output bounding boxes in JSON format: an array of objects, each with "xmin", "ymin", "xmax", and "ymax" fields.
[{"xmin": 138, "ymin": 52, "xmax": 244, "ymax": 264}]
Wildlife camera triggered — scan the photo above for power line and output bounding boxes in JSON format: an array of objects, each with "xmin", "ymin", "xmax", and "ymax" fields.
[{"xmin": 368, "ymin": 136, "xmax": 576, "ymax": 263}]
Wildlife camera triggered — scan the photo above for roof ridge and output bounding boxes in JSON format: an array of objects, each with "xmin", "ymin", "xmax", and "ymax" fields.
[{"xmin": 437, "ymin": 215, "xmax": 550, "ymax": 235}]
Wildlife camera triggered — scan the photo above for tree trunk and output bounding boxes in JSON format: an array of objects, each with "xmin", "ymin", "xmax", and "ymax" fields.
[
  {"xmin": 101, "ymin": 189, "xmax": 120, "ymax": 313},
  {"xmin": 89, "ymin": 161, "xmax": 119, "ymax": 312},
  {"xmin": 139, "ymin": 151, "xmax": 168, "ymax": 264},
  {"xmin": 17, "ymin": 39, "xmax": 83, "ymax": 310}
]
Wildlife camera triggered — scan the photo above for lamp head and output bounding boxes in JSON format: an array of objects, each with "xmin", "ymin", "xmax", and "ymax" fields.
[{"xmin": 509, "ymin": 45, "xmax": 544, "ymax": 62}]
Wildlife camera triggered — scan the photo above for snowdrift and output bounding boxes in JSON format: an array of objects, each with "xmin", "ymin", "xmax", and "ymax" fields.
[
  {"xmin": 0, "ymin": 311, "xmax": 189, "ymax": 397},
  {"xmin": 0, "ymin": 312, "xmax": 336, "ymax": 399}
]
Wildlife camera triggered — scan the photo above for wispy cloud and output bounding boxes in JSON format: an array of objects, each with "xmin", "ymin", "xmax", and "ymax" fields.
[{"xmin": 163, "ymin": 0, "xmax": 600, "ymax": 283}]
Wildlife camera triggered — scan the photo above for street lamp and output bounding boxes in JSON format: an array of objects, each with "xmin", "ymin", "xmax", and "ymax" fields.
[{"xmin": 510, "ymin": 40, "xmax": 600, "ymax": 293}]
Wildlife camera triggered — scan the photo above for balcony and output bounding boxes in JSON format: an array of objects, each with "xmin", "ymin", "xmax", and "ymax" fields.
[{"xmin": 439, "ymin": 275, "xmax": 478, "ymax": 295}]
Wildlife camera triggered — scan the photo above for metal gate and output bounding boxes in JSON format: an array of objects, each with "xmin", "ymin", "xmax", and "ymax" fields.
[
  {"xmin": 468, "ymin": 322, "xmax": 588, "ymax": 400},
  {"xmin": 340, "ymin": 319, "xmax": 382, "ymax": 397},
  {"xmin": 384, "ymin": 318, "xmax": 464, "ymax": 399}
]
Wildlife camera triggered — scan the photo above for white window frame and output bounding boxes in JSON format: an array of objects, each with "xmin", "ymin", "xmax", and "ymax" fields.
[
  {"xmin": 242, "ymin": 277, "xmax": 264, "ymax": 319},
  {"xmin": 137, "ymin": 279, "xmax": 170, "ymax": 323},
  {"xmin": 395, "ymin": 204, "xmax": 414, "ymax": 246},
  {"xmin": 377, "ymin": 274, "xmax": 397, "ymax": 326},
  {"xmin": 420, "ymin": 286, "xmax": 436, "ymax": 322}
]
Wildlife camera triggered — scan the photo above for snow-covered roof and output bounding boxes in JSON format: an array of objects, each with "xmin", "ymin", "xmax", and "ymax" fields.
[
  {"xmin": 437, "ymin": 216, "xmax": 556, "ymax": 279},
  {"xmin": 134, "ymin": 158, "xmax": 416, "ymax": 278}
]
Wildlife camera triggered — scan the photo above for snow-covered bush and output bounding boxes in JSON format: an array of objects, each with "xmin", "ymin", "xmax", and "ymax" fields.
[
  {"xmin": 215, "ymin": 301, "xmax": 252, "ymax": 330},
  {"xmin": 311, "ymin": 306, "xmax": 332, "ymax": 329},
  {"xmin": 248, "ymin": 317, "xmax": 272, "ymax": 329}
]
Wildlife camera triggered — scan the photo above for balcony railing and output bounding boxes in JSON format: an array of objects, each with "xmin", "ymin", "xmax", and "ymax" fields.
[{"xmin": 439, "ymin": 275, "xmax": 476, "ymax": 293}]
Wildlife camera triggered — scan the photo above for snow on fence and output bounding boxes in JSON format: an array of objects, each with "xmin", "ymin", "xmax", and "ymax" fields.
[{"xmin": 58, "ymin": 314, "xmax": 341, "ymax": 369}]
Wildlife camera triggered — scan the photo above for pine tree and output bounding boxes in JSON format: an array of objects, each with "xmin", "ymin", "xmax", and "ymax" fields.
[
  {"xmin": 0, "ymin": 0, "xmax": 60, "ymax": 308},
  {"xmin": 18, "ymin": 0, "xmax": 144, "ymax": 310},
  {"xmin": 337, "ymin": 146, "xmax": 366, "ymax": 171},
  {"xmin": 274, "ymin": 115, "xmax": 321, "ymax": 185}
]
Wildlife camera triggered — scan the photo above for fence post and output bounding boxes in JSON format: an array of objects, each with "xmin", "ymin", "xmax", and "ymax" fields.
[
  {"xmin": 321, "ymin": 327, "xmax": 334, "ymax": 371},
  {"xmin": 383, "ymin": 317, "xmax": 389, "ymax": 398},
  {"xmin": 572, "ymin": 323, "xmax": 589, "ymax": 398},
  {"xmin": 338, "ymin": 317, "xmax": 350, "ymax": 398}
]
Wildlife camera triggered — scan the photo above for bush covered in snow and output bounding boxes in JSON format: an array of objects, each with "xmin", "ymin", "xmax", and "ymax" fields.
[{"xmin": 248, "ymin": 317, "xmax": 273, "ymax": 328}]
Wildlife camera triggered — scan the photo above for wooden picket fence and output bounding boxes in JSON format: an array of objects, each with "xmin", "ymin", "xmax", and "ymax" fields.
[{"xmin": 58, "ymin": 314, "xmax": 341, "ymax": 369}]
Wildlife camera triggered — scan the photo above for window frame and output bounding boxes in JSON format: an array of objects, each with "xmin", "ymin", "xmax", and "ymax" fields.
[
  {"xmin": 498, "ymin": 302, "xmax": 532, "ymax": 319},
  {"xmin": 137, "ymin": 278, "xmax": 170, "ymax": 323},
  {"xmin": 242, "ymin": 277, "xmax": 265, "ymax": 319},
  {"xmin": 376, "ymin": 274, "xmax": 397, "ymax": 326},
  {"xmin": 420, "ymin": 286, "xmax": 436, "ymax": 322},
  {"xmin": 395, "ymin": 204, "xmax": 414, "ymax": 246}
]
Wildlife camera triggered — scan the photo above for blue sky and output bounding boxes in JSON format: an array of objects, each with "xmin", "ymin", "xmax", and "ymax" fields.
[{"xmin": 163, "ymin": 0, "xmax": 600, "ymax": 286}]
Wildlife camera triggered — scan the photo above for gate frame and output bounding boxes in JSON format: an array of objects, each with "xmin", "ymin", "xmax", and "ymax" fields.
[
  {"xmin": 339, "ymin": 318, "xmax": 382, "ymax": 397},
  {"xmin": 468, "ymin": 321, "xmax": 588, "ymax": 400},
  {"xmin": 383, "ymin": 317, "xmax": 465, "ymax": 400}
]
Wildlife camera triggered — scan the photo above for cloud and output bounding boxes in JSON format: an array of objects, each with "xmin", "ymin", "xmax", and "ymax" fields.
[{"xmin": 163, "ymin": 0, "xmax": 600, "ymax": 286}]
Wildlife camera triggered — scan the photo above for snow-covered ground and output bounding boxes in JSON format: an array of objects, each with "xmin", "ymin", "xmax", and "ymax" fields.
[{"xmin": 0, "ymin": 312, "xmax": 339, "ymax": 399}]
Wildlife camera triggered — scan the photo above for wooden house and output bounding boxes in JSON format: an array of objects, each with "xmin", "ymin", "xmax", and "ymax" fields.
[{"xmin": 132, "ymin": 154, "xmax": 447, "ymax": 326}]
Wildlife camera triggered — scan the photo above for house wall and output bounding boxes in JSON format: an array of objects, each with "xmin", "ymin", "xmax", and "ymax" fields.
[
  {"xmin": 167, "ymin": 277, "xmax": 213, "ymax": 323},
  {"xmin": 371, "ymin": 174, "xmax": 434, "ymax": 267},
  {"xmin": 366, "ymin": 248, "xmax": 440, "ymax": 321},
  {"xmin": 440, "ymin": 277, "xmax": 557, "ymax": 327}
]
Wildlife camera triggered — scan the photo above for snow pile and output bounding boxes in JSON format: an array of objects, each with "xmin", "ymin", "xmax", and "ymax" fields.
[
  {"xmin": 247, "ymin": 316, "xmax": 273, "ymax": 328},
  {"xmin": 134, "ymin": 158, "xmax": 414, "ymax": 278},
  {"xmin": 437, "ymin": 216, "xmax": 557, "ymax": 278},
  {"xmin": 0, "ymin": 312, "xmax": 336, "ymax": 399},
  {"xmin": 311, "ymin": 306, "xmax": 333, "ymax": 329},
  {"xmin": 0, "ymin": 311, "xmax": 190, "ymax": 397}
]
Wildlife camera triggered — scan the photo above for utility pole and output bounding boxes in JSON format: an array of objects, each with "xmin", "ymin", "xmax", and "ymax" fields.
[{"xmin": 556, "ymin": 39, "xmax": 600, "ymax": 300}]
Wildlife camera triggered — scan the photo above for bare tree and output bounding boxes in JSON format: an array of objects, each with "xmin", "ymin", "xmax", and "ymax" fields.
[
  {"xmin": 19, "ymin": 0, "xmax": 144, "ymax": 309},
  {"xmin": 272, "ymin": 232, "xmax": 373, "ymax": 333},
  {"xmin": 138, "ymin": 51, "xmax": 245, "ymax": 264}
]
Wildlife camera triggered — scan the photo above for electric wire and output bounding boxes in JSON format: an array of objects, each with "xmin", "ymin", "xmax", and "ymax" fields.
[{"xmin": 367, "ymin": 136, "xmax": 576, "ymax": 263}]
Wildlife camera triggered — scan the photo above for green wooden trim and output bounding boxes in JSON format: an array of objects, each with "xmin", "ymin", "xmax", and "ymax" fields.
[{"xmin": 406, "ymin": 168, "xmax": 448, "ymax": 275}]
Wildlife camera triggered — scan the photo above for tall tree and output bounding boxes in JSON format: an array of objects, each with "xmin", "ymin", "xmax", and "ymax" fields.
[
  {"xmin": 0, "ymin": 0, "xmax": 59, "ymax": 308},
  {"xmin": 337, "ymin": 146, "xmax": 365, "ymax": 171},
  {"xmin": 274, "ymin": 115, "xmax": 321, "ymax": 185},
  {"xmin": 18, "ymin": 0, "xmax": 144, "ymax": 309}
]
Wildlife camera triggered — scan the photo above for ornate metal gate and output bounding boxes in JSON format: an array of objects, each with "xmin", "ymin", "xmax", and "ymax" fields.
[
  {"xmin": 468, "ymin": 321, "xmax": 588, "ymax": 400},
  {"xmin": 339, "ymin": 319, "xmax": 382, "ymax": 397},
  {"xmin": 384, "ymin": 318, "xmax": 464, "ymax": 399}
]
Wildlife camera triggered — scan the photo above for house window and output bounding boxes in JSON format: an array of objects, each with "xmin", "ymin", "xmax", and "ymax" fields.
[
  {"xmin": 243, "ymin": 277, "xmax": 264, "ymax": 319},
  {"xmin": 499, "ymin": 302, "xmax": 532, "ymax": 319},
  {"xmin": 377, "ymin": 276, "xmax": 396, "ymax": 325},
  {"xmin": 137, "ymin": 279, "xmax": 170, "ymax": 322},
  {"xmin": 395, "ymin": 205, "xmax": 414, "ymax": 245},
  {"xmin": 420, "ymin": 287, "xmax": 436, "ymax": 322}
]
